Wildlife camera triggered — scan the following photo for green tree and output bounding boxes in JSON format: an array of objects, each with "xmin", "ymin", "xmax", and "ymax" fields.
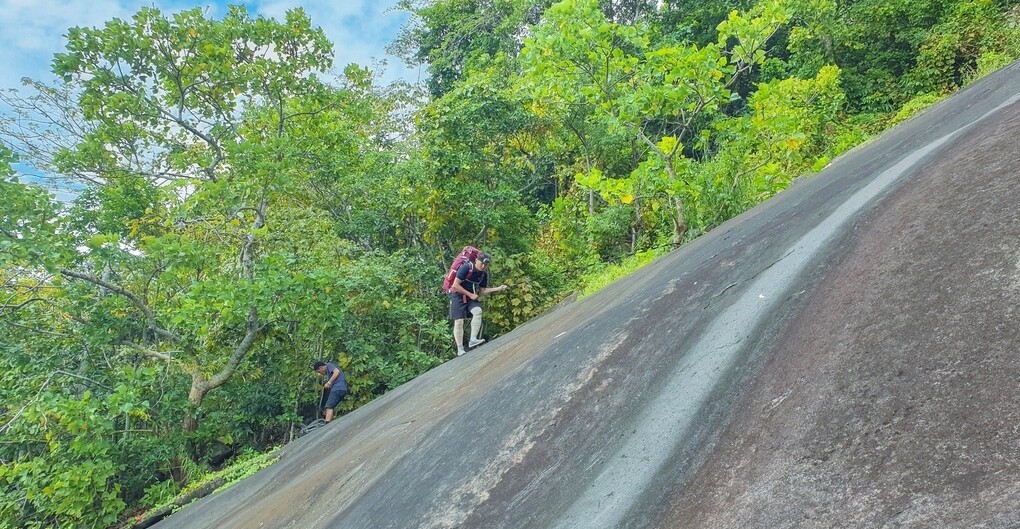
[
  {"xmin": 907, "ymin": 0, "xmax": 1020, "ymax": 93},
  {"xmin": 391, "ymin": 0, "xmax": 553, "ymax": 98},
  {"xmin": 1, "ymin": 150, "xmax": 142, "ymax": 527},
  {"xmin": 1, "ymin": 6, "xmax": 337, "ymax": 434},
  {"xmin": 784, "ymin": 0, "xmax": 1020, "ymax": 111},
  {"xmin": 523, "ymin": 0, "xmax": 793, "ymax": 247},
  {"xmin": 651, "ymin": 0, "xmax": 756, "ymax": 47},
  {"xmin": 687, "ymin": 65, "xmax": 846, "ymax": 233},
  {"xmin": 2, "ymin": 7, "xmax": 438, "ymax": 525}
]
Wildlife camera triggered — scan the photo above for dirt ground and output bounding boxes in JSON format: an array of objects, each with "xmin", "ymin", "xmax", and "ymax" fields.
[{"xmin": 655, "ymin": 91, "xmax": 1020, "ymax": 528}]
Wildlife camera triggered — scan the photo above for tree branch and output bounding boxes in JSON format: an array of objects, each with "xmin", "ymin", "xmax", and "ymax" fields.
[
  {"xmin": 54, "ymin": 369, "xmax": 112, "ymax": 390},
  {"xmin": 58, "ymin": 268, "xmax": 183, "ymax": 343},
  {"xmin": 206, "ymin": 308, "xmax": 264, "ymax": 389},
  {"xmin": 119, "ymin": 341, "xmax": 176, "ymax": 362},
  {"xmin": 0, "ymin": 321, "xmax": 72, "ymax": 338},
  {"xmin": 0, "ymin": 374, "xmax": 54, "ymax": 436},
  {"xmin": 0, "ymin": 297, "xmax": 46, "ymax": 311}
]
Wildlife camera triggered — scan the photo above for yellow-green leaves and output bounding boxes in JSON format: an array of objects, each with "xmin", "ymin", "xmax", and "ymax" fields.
[{"xmin": 575, "ymin": 167, "xmax": 636, "ymax": 205}]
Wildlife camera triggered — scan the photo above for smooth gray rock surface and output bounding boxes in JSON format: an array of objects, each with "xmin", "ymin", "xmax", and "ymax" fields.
[{"xmin": 153, "ymin": 60, "xmax": 1020, "ymax": 529}]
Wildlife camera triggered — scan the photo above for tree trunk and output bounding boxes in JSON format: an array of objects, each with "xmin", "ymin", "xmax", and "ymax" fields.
[
  {"xmin": 183, "ymin": 375, "xmax": 209, "ymax": 433},
  {"xmin": 672, "ymin": 196, "xmax": 687, "ymax": 248},
  {"xmin": 632, "ymin": 197, "xmax": 641, "ymax": 254}
]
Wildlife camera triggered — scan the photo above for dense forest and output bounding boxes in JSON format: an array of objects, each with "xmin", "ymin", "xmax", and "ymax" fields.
[{"xmin": 1, "ymin": 0, "xmax": 1018, "ymax": 526}]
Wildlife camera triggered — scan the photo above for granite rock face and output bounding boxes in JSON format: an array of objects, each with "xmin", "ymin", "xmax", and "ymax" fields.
[{"xmin": 154, "ymin": 61, "xmax": 1020, "ymax": 529}]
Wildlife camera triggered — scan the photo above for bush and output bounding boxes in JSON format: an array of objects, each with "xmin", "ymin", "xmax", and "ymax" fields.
[
  {"xmin": 577, "ymin": 249, "xmax": 663, "ymax": 299},
  {"xmin": 889, "ymin": 92, "xmax": 946, "ymax": 127},
  {"xmin": 0, "ymin": 391, "xmax": 128, "ymax": 529},
  {"xmin": 585, "ymin": 206, "xmax": 634, "ymax": 260}
]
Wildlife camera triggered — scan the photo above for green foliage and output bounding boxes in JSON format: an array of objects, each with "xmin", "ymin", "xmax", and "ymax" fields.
[
  {"xmin": 412, "ymin": 56, "xmax": 546, "ymax": 258},
  {"xmin": 585, "ymin": 206, "xmax": 635, "ymax": 260},
  {"xmin": 906, "ymin": 0, "xmax": 1018, "ymax": 93},
  {"xmin": 784, "ymin": 0, "xmax": 1020, "ymax": 111},
  {"xmin": 577, "ymin": 248, "xmax": 663, "ymax": 298},
  {"xmin": 0, "ymin": 374, "xmax": 152, "ymax": 528},
  {"xmin": 138, "ymin": 479, "xmax": 180, "ymax": 511},
  {"xmin": 486, "ymin": 252, "xmax": 567, "ymax": 333},
  {"xmin": 133, "ymin": 447, "xmax": 280, "ymax": 524},
  {"xmin": 651, "ymin": 0, "xmax": 757, "ymax": 47},
  {"xmin": 0, "ymin": 156, "xmax": 69, "ymax": 271},
  {"xmin": 536, "ymin": 196, "xmax": 602, "ymax": 267},
  {"xmin": 889, "ymin": 92, "xmax": 946, "ymax": 127},
  {"xmin": 675, "ymin": 64, "xmax": 846, "ymax": 234},
  {"xmin": 523, "ymin": 0, "xmax": 796, "ymax": 246},
  {"xmin": 392, "ymin": 0, "xmax": 552, "ymax": 97},
  {"xmin": 2, "ymin": 6, "xmax": 419, "ymax": 527},
  {"xmin": 3, "ymin": 0, "xmax": 1016, "ymax": 526}
]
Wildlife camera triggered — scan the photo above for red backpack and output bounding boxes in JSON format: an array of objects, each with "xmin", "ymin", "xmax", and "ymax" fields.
[{"xmin": 442, "ymin": 246, "xmax": 480, "ymax": 293}]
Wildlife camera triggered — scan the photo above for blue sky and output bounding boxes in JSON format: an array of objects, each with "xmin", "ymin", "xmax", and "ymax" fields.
[
  {"xmin": 0, "ymin": 0, "xmax": 420, "ymax": 90},
  {"xmin": 1, "ymin": 1, "xmax": 419, "ymax": 199}
]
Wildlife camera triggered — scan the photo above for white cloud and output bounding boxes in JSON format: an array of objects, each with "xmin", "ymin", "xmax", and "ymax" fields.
[
  {"xmin": 0, "ymin": 0, "xmax": 417, "ymax": 90},
  {"xmin": 258, "ymin": 1, "xmax": 419, "ymax": 84},
  {"xmin": 2, "ymin": 0, "xmax": 422, "ymax": 203},
  {"xmin": 0, "ymin": 0, "xmax": 134, "ymax": 86}
]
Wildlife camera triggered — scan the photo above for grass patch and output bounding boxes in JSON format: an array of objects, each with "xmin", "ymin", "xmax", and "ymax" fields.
[
  {"xmin": 888, "ymin": 92, "xmax": 947, "ymax": 127},
  {"xmin": 129, "ymin": 447, "xmax": 282, "ymax": 527},
  {"xmin": 576, "ymin": 249, "xmax": 663, "ymax": 300}
]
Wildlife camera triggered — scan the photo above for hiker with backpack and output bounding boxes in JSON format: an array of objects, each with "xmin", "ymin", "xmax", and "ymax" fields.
[{"xmin": 444, "ymin": 249, "xmax": 508, "ymax": 357}]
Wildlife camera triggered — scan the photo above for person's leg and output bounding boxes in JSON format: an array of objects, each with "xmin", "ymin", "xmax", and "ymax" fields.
[
  {"xmin": 468, "ymin": 305, "xmax": 485, "ymax": 346},
  {"xmin": 323, "ymin": 388, "xmax": 343, "ymax": 422},
  {"xmin": 453, "ymin": 318, "xmax": 466, "ymax": 354},
  {"xmin": 450, "ymin": 294, "xmax": 468, "ymax": 355}
]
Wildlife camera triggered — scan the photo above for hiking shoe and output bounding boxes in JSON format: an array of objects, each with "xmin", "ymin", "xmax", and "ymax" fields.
[
  {"xmin": 468, "ymin": 337, "xmax": 486, "ymax": 348},
  {"xmin": 457, "ymin": 347, "xmax": 467, "ymax": 357}
]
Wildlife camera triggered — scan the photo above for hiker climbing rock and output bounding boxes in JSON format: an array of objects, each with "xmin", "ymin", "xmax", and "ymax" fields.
[
  {"xmin": 312, "ymin": 361, "xmax": 348, "ymax": 422},
  {"xmin": 446, "ymin": 250, "xmax": 508, "ymax": 356}
]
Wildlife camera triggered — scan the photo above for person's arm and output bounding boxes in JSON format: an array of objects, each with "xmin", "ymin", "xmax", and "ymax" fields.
[
  {"xmin": 451, "ymin": 276, "xmax": 478, "ymax": 300},
  {"xmin": 451, "ymin": 263, "xmax": 479, "ymax": 300},
  {"xmin": 480, "ymin": 285, "xmax": 508, "ymax": 295},
  {"xmin": 325, "ymin": 367, "xmax": 341, "ymax": 388}
]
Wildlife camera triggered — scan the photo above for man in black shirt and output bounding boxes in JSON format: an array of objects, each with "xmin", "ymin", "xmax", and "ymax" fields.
[
  {"xmin": 312, "ymin": 361, "xmax": 348, "ymax": 422},
  {"xmin": 448, "ymin": 252, "xmax": 508, "ymax": 356}
]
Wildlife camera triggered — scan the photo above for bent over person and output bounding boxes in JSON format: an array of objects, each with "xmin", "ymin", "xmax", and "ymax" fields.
[
  {"xmin": 312, "ymin": 361, "xmax": 348, "ymax": 422},
  {"xmin": 449, "ymin": 252, "xmax": 508, "ymax": 356}
]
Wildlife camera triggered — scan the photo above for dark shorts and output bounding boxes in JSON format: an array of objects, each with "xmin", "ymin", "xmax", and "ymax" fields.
[
  {"xmin": 323, "ymin": 387, "xmax": 348, "ymax": 409},
  {"xmin": 449, "ymin": 293, "xmax": 481, "ymax": 320}
]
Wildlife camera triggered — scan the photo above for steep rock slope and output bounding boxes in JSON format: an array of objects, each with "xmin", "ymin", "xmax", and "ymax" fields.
[{"xmin": 154, "ymin": 61, "xmax": 1020, "ymax": 529}]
